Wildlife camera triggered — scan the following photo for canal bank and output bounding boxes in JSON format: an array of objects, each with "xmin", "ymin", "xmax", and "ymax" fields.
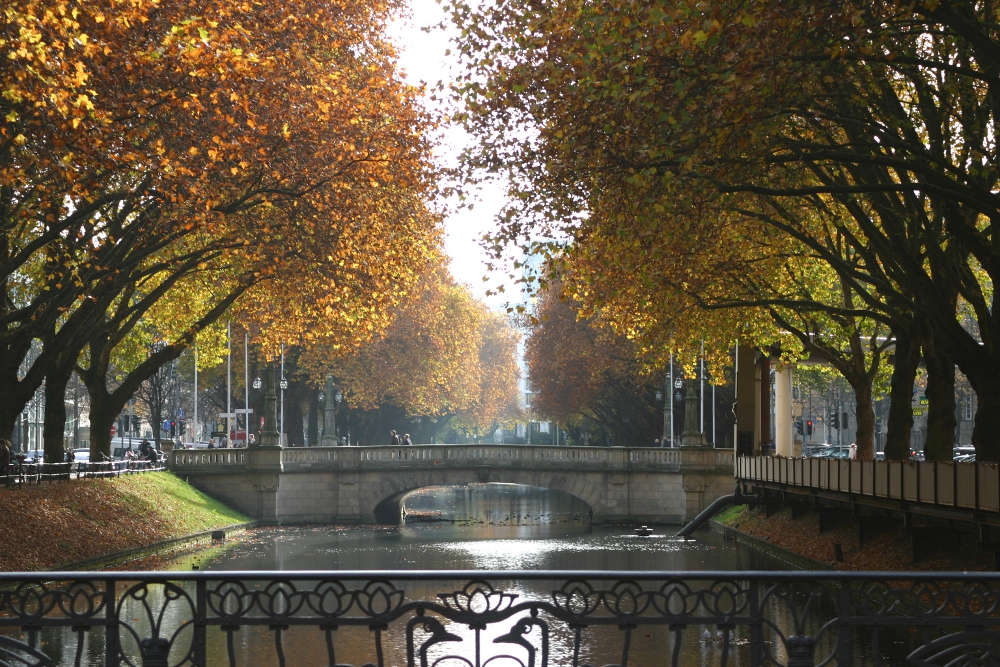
[
  {"xmin": 0, "ymin": 472, "xmax": 250, "ymax": 571},
  {"xmin": 713, "ymin": 504, "xmax": 996, "ymax": 571}
]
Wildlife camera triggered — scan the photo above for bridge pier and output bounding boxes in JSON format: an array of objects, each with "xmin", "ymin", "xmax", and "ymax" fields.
[{"xmin": 170, "ymin": 445, "xmax": 735, "ymax": 526}]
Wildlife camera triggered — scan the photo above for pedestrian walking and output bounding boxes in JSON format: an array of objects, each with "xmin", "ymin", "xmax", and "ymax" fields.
[
  {"xmin": 652, "ymin": 438, "xmax": 660, "ymax": 447},
  {"xmin": 403, "ymin": 434, "xmax": 413, "ymax": 446},
  {"xmin": 389, "ymin": 430, "xmax": 401, "ymax": 446},
  {"xmin": 339, "ymin": 436, "xmax": 347, "ymax": 446}
]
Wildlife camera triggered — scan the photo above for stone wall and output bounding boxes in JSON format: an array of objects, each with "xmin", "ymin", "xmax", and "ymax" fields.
[{"xmin": 171, "ymin": 445, "xmax": 734, "ymax": 525}]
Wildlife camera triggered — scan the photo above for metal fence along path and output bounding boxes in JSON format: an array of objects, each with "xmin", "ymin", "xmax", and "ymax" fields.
[{"xmin": 2, "ymin": 570, "xmax": 1000, "ymax": 666}]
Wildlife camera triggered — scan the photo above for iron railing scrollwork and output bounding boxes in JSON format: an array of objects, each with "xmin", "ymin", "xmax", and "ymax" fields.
[{"xmin": 2, "ymin": 571, "xmax": 1000, "ymax": 666}]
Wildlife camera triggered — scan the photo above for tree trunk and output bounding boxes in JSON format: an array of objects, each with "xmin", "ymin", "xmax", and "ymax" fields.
[
  {"xmin": 973, "ymin": 384, "xmax": 1000, "ymax": 462},
  {"xmin": 307, "ymin": 390, "xmax": 319, "ymax": 447},
  {"xmin": 151, "ymin": 400, "xmax": 163, "ymax": 450},
  {"xmin": 922, "ymin": 331, "xmax": 956, "ymax": 461},
  {"xmin": 851, "ymin": 380, "xmax": 876, "ymax": 461},
  {"xmin": 88, "ymin": 392, "xmax": 117, "ymax": 461},
  {"xmin": 287, "ymin": 395, "xmax": 305, "ymax": 446},
  {"xmin": 885, "ymin": 328, "xmax": 920, "ymax": 460},
  {"xmin": 43, "ymin": 367, "xmax": 73, "ymax": 465}
]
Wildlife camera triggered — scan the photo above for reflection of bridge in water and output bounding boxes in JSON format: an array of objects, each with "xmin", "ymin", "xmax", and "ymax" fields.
[{"xmin": 169, "ymin": 444, "xmax": 735, "ymax": 525}]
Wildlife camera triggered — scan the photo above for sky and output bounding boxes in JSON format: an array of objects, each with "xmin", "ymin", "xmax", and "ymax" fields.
[{"xmin": 388, "ymin": 0, "xmax": 517, "ymax": 310}]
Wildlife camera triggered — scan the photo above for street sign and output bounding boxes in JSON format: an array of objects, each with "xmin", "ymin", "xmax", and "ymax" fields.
[
  {"xmin": 219, "ymin": 412, "xmax": 237, "ymax": 419},
  {"xmin": 235, "ymin": 408, "xmax": 254, "ymax": 414},
  {"xmin": 178, "ymin": 408, "xmax": 185, "ymax": 420},
  {"xmin": 110, "ymin": 425, "xmax": 116, "ymax": 436}
]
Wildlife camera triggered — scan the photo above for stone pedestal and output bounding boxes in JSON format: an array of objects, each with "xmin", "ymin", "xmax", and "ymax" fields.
[
  {"xmin": 680, "ymin": 379, "xmax": 710, "ymax": 448},
  {"xmin": 321, "ymin": 375, "xmax": 338, "ymax": 446}
]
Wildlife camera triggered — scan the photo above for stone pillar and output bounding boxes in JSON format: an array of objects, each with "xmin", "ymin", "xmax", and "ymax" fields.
[
  {"xmin": 681, "ymin": 379, "xmax": 708, "ymax": 448},
  {"xmin": 259, "ymin": 363, "xmax": 281, "ymax": 448},
  {"xmin": 321, "ymin": 375, "xmax": 338, "ymax": 446},
  {"xmin": 758, "ymin": 355, "xmax": 771, "ymax": 453},
  {"xmin": 735, "ymin": 345, "xmax": 757, "ymax": 456},
  {"xmin": 775, "ymin": 364, "xmax": 793, "ymax": 457}
]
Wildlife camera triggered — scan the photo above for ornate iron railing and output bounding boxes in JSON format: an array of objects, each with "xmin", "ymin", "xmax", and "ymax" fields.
[{"xmin": 1, "ymin": 570, "xmax": 999, "ymax": 666}]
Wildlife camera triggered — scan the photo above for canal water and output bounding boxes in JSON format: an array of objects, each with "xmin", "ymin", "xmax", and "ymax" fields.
[{"xmin": 14, "ymin": 484, "xmax": 900, "ymax": 665}]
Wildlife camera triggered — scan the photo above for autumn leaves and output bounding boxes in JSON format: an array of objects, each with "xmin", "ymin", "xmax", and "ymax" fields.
[
  {"xmin": 1, "ymin": 0, "xmax": 516, "ymax": 458},
  {"xmin": 448, "ymin": 0, "xmax": 1000, "ymax": 460}
]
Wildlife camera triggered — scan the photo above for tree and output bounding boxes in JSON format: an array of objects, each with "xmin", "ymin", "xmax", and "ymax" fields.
[
  {"xmin": 526, "ymin": 283, "xmax": 662, "ymax": 447},
  {"xmin": 447, "ymin": 0, "xmax": 999, "ymax": 458},
  {"xmin": 303, "ymin": 274, "xmax": 520, "ymax": 445},
  {"xmin": 2, "ymin": 0, "xmax": 442, "ymax": 460}
]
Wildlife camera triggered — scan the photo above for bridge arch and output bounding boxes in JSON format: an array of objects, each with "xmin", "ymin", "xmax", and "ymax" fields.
[
  {"xmin": 371, "ymin": 482, "xmax": 595, "ymax": 524},
  {"xmin": 360, "ymin": 468, "xmax": 605, "ymax": 524}
]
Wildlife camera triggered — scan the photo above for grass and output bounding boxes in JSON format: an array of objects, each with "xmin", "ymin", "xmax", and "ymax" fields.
[
  {"xmin": 0, "ymin": 472, "xmax": 249, "ymax": 571},
  {"xmin": 108, "ymin": 472, "xmax": 248, "ymax": 536},
  {"xmin": 712, "ymin": 504, "xmax": 748, "ymax": 526}
]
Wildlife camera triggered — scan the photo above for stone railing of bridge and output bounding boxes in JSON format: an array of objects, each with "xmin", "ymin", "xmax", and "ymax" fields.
[
  {"xmin": 170, "ymin": 444, "xmax": 733, "ymax": 474},
  {"xmin": 169, "ymin": 445, "xmax": 735, "ymax": 525}
]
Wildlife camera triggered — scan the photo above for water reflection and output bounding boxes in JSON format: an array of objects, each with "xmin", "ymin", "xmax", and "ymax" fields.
[
  {"xmin": 6, "ymin": 485, "xmax": 910, "ymax": 665},
  {"xmin": 402, "ymin": 483, "xmax": 592, "ymax": 526}
]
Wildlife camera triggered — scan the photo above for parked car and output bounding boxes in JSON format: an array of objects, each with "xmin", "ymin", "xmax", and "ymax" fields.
[
  {"xmin": 20, "ymin": 450, "xmax": 43, "ymax": 464},
  {"xmin": 954, "ymin": 446, "xmax": 975, "ymax": 460},
  {"xmin": 73, "ymin": 447, "xmax": 91, "ymax": 471},
  {"xmin": 802, "ymin": 444, "xmax": 833, "ymax": 458}
]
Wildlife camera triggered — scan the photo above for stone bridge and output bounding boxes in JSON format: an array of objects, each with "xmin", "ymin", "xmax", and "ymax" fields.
[{"xmin": 168, "ymin": 444, "xmax": 735, "ymax": 525}]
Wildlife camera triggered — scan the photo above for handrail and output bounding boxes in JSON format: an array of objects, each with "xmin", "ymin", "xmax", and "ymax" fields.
[
  {"xmin": 1, "ymin": 569, "xmax": 998, "ymax": 667},
  {"xmin": 736, "ymin": 454, "xmax": 1000, "ymax": 513}
]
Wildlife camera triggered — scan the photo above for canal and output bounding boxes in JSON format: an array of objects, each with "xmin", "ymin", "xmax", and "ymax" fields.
[{"xmin": 14, "ymin": 484, "xmax": 917, "ymax": 665}]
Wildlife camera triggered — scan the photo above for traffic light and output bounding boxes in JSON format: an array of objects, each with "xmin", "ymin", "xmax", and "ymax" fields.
[
  {"xmin": 806, "ymin": 420, "xmax": 813, "ymax": 436},
  {"xmin": 178, "ymin": 420, "xmax": 186, "ymax": 436},
  {"xmin": 842, "ymin": 412, "xmax": 849, "ymax": 430},
  {"xmin": 831, "ymin": 412, "xmax": 840, "ymax": 429},
  {"xmin": 796, "ymin": 421, "xmax": 803, "ymax": 435},
  {"xmin": 170, "ymin": 420, "xmax": 176, "ymax": 436}
]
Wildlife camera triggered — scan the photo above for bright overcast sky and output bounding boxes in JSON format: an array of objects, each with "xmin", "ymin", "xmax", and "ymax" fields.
[{"xmin": 388, "ymin": 0, "xmax": 516, "ymax": 310}]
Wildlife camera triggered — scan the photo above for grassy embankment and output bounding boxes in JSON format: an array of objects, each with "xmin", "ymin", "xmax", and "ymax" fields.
[
  {"xmin": 715, "ymin": 504, "xmax": 994, "ymax": 571},
  {"xmin": 0, "ymin": 472, "xmax": 248, "ymax": 571}
]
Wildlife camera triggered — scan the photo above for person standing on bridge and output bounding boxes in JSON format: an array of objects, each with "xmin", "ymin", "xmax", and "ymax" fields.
[
  {"xmin": 389, "ymin": 430, "xmax": 401, "ymax": 446},
  {"xmin": 403, "ymin": 433, "xmax": 413, "ymax": 446}
]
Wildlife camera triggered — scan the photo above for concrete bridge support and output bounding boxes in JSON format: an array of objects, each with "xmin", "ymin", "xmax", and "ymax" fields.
[{"xmin": 170, "ymin": 445, "xmax": 735, "ymax": 526}]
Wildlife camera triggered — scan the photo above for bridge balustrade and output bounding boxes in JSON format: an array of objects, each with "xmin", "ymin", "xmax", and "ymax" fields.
[
  {"xmin": 171, "ymin": 451, "xmax": 247, "ymax": 467},
  {"xmin": 737, "ymin": 455, "xmax": 1000, "ymax": 513},
  {"xmin": 169, "ymin": 445, "xmax": 732, "ymax": 475}
]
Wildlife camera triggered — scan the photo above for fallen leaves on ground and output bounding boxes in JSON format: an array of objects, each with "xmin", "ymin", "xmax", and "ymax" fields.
[
  {"xmin": 0, "ymin": 473, "xmax": 247, "ymax": 571},
  {"xmin": 721, "ymin": 506, "xmax": 994, "ymax": 571}
]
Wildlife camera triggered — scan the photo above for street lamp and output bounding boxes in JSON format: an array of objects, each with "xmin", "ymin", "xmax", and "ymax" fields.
[
  {"xmin": 253, "ymin": 376, "xmax": 262, "ymax": 390},
  {"xmin": 655, "ymin": 389, "xmax": 663, "ymax": 402},
  {"xmin": 280, "ymin": 377, "xmax": 288, "ymax": 390},
  {"xmin": 335, "ymin": 391, "xmax": 342, "ymax": 404},
  {"xmin": 318, "ymin": 391, "xmax": 325, "ymax": 402}
]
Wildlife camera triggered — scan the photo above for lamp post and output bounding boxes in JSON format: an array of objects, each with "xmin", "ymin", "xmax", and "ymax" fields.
[
  {"xmin": 252, "ymin": 375, "xmax": 262, "ymax": 446},
  {"xmin": 279, "ymin": 343, "xmax": 286, "ymax": 446}
]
